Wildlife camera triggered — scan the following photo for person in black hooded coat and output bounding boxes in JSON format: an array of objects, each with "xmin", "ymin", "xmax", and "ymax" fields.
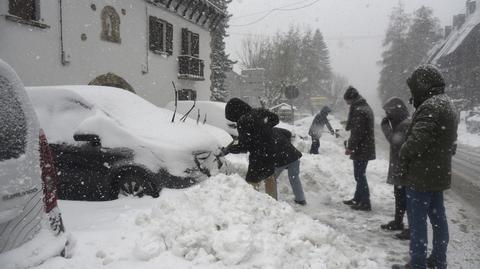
[
  {"xmin": 308, "ymin": 106, "xmax": 336, "ymax": 154},
  {"xmin": 223, "ymin": 98, "xmax": 279, "ymax": 199},
  {"xmin": 379, "ymin": 97, "xmax": 410, "ymax": 236},
  {"xmin": 392, "ymin": 65, "xmax": 458, "ymax": 269}
]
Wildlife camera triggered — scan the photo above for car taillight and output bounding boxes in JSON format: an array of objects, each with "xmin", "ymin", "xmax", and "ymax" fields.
[{"xmin": 39, "ymin": 129, "xmax": 58, "ymax": 213}]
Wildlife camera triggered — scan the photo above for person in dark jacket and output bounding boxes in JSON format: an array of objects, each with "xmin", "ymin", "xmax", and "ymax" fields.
[
  {"xmin": 308, "ymin": 106, "xmax": 336, "ymax": 154},
  {"xmin": 223, "ymin": 98, "xmax": 279, "ymax": 200},
  {"xmin": 272, "ymin": 127, "xmax": 306, "ymax": 205},
  {"xmin": 342, "ymin": 86, "xmax": 376, "ymax": 211},
  {"xmin": 379, "ymin": 97, "xmax": 411, "ymax": 237},
  {"xmin": 392, "ymin": 65, "xmax": 458, "ymax": 269}
]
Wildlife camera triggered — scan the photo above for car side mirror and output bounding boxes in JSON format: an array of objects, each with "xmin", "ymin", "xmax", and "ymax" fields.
[{"xmin": 73, "ymin": 134, "xmax": 101, "ymax": 147}]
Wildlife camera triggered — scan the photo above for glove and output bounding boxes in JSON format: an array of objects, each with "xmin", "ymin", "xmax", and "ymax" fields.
[
  {"xmin": 381, "ymin": 117, "xmax": 390, "ymax": 126},
  {"xmin": 215, "ymin": 147, "xmax": 229, "ymax": 157}
]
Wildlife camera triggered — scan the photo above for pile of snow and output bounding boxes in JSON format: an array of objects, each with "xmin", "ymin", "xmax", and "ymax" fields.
[
  {"xmin": 26, "ymin": 86, "xmax": 232, "ymax": 176},
  {"xmin": 132, "ymin": 174, "xmax": 380, "ymax": 268}
]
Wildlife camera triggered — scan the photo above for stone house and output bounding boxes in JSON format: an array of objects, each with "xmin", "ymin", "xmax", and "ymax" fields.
[
  {"xmin": 426, "ymin": 0, "xmax": 480, "ymax": 108},
  {"xmin": 0, "ymin": 0, "xmax": 226, "ymax": 106}
]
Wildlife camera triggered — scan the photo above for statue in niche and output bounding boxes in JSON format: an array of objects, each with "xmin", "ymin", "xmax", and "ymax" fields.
[{"xmin": 101, "ymin": 6, "xmax": 121, "ymax": 43}]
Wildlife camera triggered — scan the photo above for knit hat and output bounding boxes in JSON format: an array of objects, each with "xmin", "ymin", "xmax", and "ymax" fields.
[
  {"xmin": 343, "ymin": 86, "xmax": 359, "ymax": 101},
  {"xmin": 225, "ymin": 98, "xmax": 252, "ymax": 122}
]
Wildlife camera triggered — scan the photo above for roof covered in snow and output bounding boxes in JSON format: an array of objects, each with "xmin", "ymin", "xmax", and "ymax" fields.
[
  {"xmin": 428, "ymin": 1, "xmax": 480, "ymax": 64},
  {"xmin": 269, "ymin": 103, "xmax": 297, "ymax": 111}
]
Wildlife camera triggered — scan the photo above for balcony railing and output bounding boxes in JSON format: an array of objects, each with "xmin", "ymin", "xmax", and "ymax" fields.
[{"xmin": 178, "ymin": 55, "xmax": 205, "ymax": 81}]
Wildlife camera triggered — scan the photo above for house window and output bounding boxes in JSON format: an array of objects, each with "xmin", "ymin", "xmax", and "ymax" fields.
[
  {"xmin": 101, "ymin": 6, "xmax": 121, "ymax": 44},
  {"xmin": 178, "ymin": 89, "xmax": 197, "ymax": 101},
  {"xmin": 178, "ymin": 28, "xmax": 204, "ymax": 80},
  {"xmin": 181, "ymin": 28, "xmax": 200, "ymax": 57},
  {"xmin": 149, "ymin": 16, "xmax": 173, "ymax": 55},
  {"xmin": 9, "ymin": 0, "xmax": 38, "ymax": 21}
]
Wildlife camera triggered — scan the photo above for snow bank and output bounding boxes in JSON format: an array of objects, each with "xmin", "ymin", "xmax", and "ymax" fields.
[{"xmin": 132, "ymin": 174, "xmax": 381, "ymax": 268}]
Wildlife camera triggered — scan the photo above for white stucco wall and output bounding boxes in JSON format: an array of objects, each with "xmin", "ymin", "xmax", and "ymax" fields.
[{"xmin": 0, "ymin": 0, "xmax": 212, "ymax": 106}]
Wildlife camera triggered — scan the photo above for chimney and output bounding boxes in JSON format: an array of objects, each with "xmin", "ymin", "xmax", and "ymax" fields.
[
  {"xmin": 445, "ymin": 26, "xmax": 452, "ymax": 38},
  {"xmin": 466, "ymin": 0, "xmax": 477, "ymax": 16},
  {"xmin": 453, "ymin": 14, "xmax": 466, "ymax": 28}
]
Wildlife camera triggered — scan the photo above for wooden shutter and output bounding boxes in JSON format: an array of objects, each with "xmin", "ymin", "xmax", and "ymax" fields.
[
  {"xmin": 181, "ymin": 28, "xmax": 190, "ymax": 55},
  {"xmin": 191, "ymin": 33, "xmax": 199, "ymax": 57},
  {"xmin": 149, "ymin": 16, "xmax": 161, "ymax": 52},
  {"xmin": 166, "ymin": 22, "xmax": 173, "ymax": 55},
  {"xmin": 9, "ymin": 0, "xmax": 37, "ymax": 20}
]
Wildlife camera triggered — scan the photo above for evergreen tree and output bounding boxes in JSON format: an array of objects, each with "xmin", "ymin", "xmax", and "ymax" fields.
[
  {"xmin": 378, "ymin": 3, "xmax": 411, "ymax": 102},
  {"xmin": 209, "ymin": 0, "xmax": 235, "ymax": 102},
  {"xmin": 405, "ymin": 6, "xmax": 442, "ymax": 73},
  {"xmin": 378, "ymin": 4, "xmax": 441, "ymax": 102}
]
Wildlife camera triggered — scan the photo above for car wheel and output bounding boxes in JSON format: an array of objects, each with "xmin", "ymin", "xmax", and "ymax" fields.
[{"xmin": 116, "ymin": 172, "xmax": 158, "ymax": 198}]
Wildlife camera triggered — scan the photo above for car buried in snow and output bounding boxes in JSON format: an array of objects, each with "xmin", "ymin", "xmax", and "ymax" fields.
[
  {"xmin": 0, "ymin": 59, "xmax": 69, "ymax": 268},
  {"xmin": 465, "ymin": 108, "xmax": 480, "ymax": 134},
  {"xmin": 26, "ymin": 85, "xmax": 232, "ymax": 201}
]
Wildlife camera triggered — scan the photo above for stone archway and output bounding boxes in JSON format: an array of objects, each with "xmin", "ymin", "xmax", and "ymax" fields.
[{"xmin": 89, "ymin": 73, "xmax": 135, "ymax": 93}]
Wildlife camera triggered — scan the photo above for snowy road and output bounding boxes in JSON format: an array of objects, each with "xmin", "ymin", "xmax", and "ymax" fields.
[
  {"xmin": 452, "ymin": 145, "xmax": 480, "ymax": 215},
  {"xmin": 30, "ymin": 117, "xmax": 480, "ymax": 269}
]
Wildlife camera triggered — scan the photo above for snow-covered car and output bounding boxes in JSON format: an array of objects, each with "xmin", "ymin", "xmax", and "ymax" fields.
[
  {"xmin": 165, "ymin": 100, "xmax": 238, "ymax": 137},
  {"xmin": 465, "ymin": 109, "xmax": 480, "ymax": 134},
  {"xmin": 26, "ymin": 86, "xmax": 232, "ymax": 201},
  {"xmin": 0, "ymin": 59, "xmax": 69, "ymax": 268}
]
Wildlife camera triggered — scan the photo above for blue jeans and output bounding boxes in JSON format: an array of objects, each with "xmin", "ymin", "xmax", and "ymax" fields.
[
  {"xmin": 406, "ymin": 188, "xmax": 449, "ymax": 269},
  {"xmin": 274, "ymin": 160, "xmax": 306, "ymax": 202},
  {"xmin": 353, "ymin": 160, "xmax": 370, "ymax": 204},
  {"xmin": 310, "ymin": 137, "xmax": 320, "ymax": 154}
]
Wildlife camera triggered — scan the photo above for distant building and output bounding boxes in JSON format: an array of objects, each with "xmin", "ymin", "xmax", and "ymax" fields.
[
  {"xmin": 426, "ymin": 0, "xmax": 480, "ymax": 108},
  {"xmin": 225, "ymin": 68, "xmax": 265, "ymax": 107},
  {"xmin": 0, "ymin": 0, "xmax": 226, "ymax": 107},
  {"xmin": 269, "ymin": 102, "xmax": 297, "ymax": 123}
]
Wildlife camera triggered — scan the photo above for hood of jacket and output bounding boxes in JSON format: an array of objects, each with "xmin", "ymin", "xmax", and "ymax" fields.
[
  {"xmin": 225, "ymin": 98, "xmax": 252, "ymax": 122},
  {"xmin": 383, "ymin": 97, "xmax": 409, "ymax": 125},
  {"xmin": 407, "ymin": 65, "xmax": 445, "ymax": 108},
  {"xmin": 320, "ymin": 106, "xmax": 331, "ymax": 117}
]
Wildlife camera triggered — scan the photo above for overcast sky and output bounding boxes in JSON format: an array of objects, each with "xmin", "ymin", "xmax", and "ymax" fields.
[{"xmin": 225, "ymin": 0, "xmax": 466, "ymax": 111}]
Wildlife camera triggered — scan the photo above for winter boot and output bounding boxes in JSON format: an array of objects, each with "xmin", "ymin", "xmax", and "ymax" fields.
[
  {"xmin": 342, "ymin": 199, "xmax": 358, "ymax": 206},
  {"xmin": 295, "ymin": 200, "xmax": 307, "ymax": 206},
  {"xmin": 426, "ymin": 255, "xmax": 436, "ymax": 268},
  {"xmin": 395, "ymin": 228, "xmax": 410, "ymax": 240},
  {"xmin": 381, "ymin": 220, "xmax": 404, "ymax": 231},
  {"xmin": 391, "ymin": 263, "xmax": 411, "ymax": 269},
  {"xmin": 350, "ymin": 202, "xmax": 371, "ymax": 211}
]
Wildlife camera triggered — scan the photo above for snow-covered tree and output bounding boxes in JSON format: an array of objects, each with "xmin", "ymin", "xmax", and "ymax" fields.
[
  {"xmin": 378, "ymin": 4, "xmax": 441, "ymax": 102},
  {"xmin": 210, "ymin": 0, "xmax": 235, "ymax": 102}
]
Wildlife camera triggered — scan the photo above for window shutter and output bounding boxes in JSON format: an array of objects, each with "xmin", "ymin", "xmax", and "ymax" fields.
[
  {"xmin": 166, "ymin": 23, "xmax": 173, "ymax": 55},
  {"xmin": 191, "ymin": 33, "xmax": 199, "ymax": 57},
  {"xmin": 158, "ymin": 22, "xmax": 164, "ymax": 52},
  {"xmin": 149, "ymin": 16, "xmax": 160, "ymax": 52},
  {"xmin": 181, "ymin": 28, "xmax": 190, "ymax": 55},
  {"xmin": 9, "ymin": 0, "xmax": 37, "ymax": 20}
]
